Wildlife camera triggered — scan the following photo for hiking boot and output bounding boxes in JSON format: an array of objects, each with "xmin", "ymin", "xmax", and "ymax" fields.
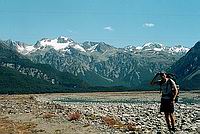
[
  {"xmin": 171, "ymin": 127, "xmax": 176, "ymax": 132},
  {"xmin": 167, "ymin": 125, "xmax": 171, "ymax": 131}
]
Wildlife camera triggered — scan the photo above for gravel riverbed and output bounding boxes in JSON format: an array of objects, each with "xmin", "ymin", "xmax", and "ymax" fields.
[{"xmin": 0, "ymin": 92, "xmax": 199, "ymax": 134}]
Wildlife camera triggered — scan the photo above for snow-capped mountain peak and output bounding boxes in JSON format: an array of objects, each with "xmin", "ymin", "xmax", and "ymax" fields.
[
  {"xmin": 124, "ymin": 45, "xmax": 136, "ymax": 52},
  {"xmin": 142, "ymin": 42, "xmax": 164, "ymax": 50},
  {"xmin": 128, "ymin": 42, "xmax": 165, "ymax": 52},
  {"xmin": 34, "ymin": 36, "xmax": 86, "ymax": 52},
  {"xmin": 38, "ymin": 36, "xmax": 72, "ymax": 50},
  {"xmin": 124, "ymin": 42, "xmax": 189, "ymax": 53},
  {"xmin": 12, "ymin": 36, "xmax": 86, "ymax": 55},
  {"xmin": 2, "ymin": 40, "xmax": 33, "ymax": 54},
  {"xmin": 169, "ymin": 45, "xmax": 190, "ymax": 53},
  {"xmin": 82, "ymin": 41, "xmax": 115, "ymax": 53},
  {"xmin": 57, "ymin": 36, "xmax": 74, "ymax": 43}
]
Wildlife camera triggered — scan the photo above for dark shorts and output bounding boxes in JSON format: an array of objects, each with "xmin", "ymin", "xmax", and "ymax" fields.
[{"xmin": 160, "ymin": 98, "xmax": 174, "ymax": 113}]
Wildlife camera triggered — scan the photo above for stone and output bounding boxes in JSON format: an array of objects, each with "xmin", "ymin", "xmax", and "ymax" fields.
[{"xmin": 196, "ymin": 127, "xmax": 200, "ymax": 133}]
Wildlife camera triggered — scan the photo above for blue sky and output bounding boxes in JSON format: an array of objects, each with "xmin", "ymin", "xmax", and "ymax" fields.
[{"xmin": 0, "ymin": 0, "xmax": 199, "ymax": 48}]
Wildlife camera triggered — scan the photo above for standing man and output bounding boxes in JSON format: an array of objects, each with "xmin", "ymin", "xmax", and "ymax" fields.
[{"xmin": 151, "ymin": 72, "xmax": 178, "ymax": 132}]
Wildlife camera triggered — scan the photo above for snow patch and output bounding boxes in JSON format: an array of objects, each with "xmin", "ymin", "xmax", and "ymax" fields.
[
  {"xmin": 16, "ymin": 45, "xmax": 25, "ymax": 52},
  {"xmin": 17, "ymin": 36, "xmax": 86, "ymax": 54},
  {"xmin": 153, "ymin": 48, "xmax": 163, "ymax": 51},
  {"xmin": 136, "ymin": 46, "xmax": 142, "ymax": 50},
  {"xmin": 25, "ymin": 46, "xmax": 35, "ymax": 52},
  {"xmin": 39, "ymin": 38, "xmax": 70, "ymax": 50},
  {"xmin": 169, "ymin": 46, "xmax": 189, "ymax": 53},
  {"xmin": 87, "ymin": 44, "xmax": 98, "ymax": 52}
]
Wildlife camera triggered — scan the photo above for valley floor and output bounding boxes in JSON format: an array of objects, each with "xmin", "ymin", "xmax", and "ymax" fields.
[{"xmin": 0, "ymin": 91, "xmax": 199, "ymax": 134}]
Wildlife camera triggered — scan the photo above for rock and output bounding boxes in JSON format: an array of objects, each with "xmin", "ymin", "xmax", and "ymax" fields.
[
  {"xmin": 196, "ymin": 127, "xmax": 200, "ymax": 133},
  {"xmin": 156, "ymin": 131, "xmax": 162, "ymax": 134}
]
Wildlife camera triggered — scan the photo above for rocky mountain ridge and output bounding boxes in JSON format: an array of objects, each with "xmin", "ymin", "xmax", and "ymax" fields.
[
  {"xmin": 1, "ymin": 62, "xmax": 58, "ymax": 84},
  {"xmin": 169, "ymin": 41, "xmax": 200, "ymax": 89},
  {"xmin": 0, "ymin": 40, "xmax": 88, "ymax": 93},
  {"xmin": 1, "ymin": 36, "xmax": 190, "ymax": 89}
]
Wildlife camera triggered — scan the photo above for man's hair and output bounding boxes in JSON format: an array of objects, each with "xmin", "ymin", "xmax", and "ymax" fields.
[
  {"xmin": 158, "ymin": 72, "xmax": 166, "ymax": 76},
  {"xmin": 159, "ymin": 73, "xmax": 165, "ymax": 76},
  {"xmin": 159, "ymin": 72, "xmax": 177, "ymax": 82},
  {"xmin": 158, "ymin": 72, "xmax": 176, "ymax": 80}
]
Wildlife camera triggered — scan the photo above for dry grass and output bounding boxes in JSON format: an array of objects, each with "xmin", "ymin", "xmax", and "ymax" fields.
[
  {"xmin": 102, "ymin": 116, "xmax": 124, "ymax": 129},
  {"xmin": 102, "ymin": 116, "xmax": 140, "ymax": 131},
  {"xmin": 42, "ymin": 112, "xmax": 57, "ymax": 119},
  {"xmin": 0, "ymin": 95, "xmax": 33, "ymax": 101},
  {"xmin": 126, "ymin": 122, "xmax": 137, "ymax": 131},
  {"xmin": 0, "ymin": 117, "xmax": 37, "ymax": 134},
  {"xmin": 67, "ymin": 112, "xmax": 81, "ymax": 121}
]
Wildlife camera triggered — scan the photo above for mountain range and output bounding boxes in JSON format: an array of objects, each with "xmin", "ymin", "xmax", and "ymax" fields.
[
  {"xmin": 0, "ymin": 36, "xmax": 200, "ymax": 92},
  {"xmin": 1, "ymin": 36, "xmax": 200, "ymax": 91},
  {"xmin": 0, "ymin": 39, "xmax": 88, "ymax": 94},
  {"xmin": 4, "ymin": 36, "xmax": 192, "ymax": 90}
]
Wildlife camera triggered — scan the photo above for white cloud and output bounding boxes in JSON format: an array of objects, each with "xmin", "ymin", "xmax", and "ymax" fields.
[
  {"xmin": 143, "ymin": 23, "xmax": 155, "ymax": 28},
  {"xmin": 104, "ymin": 26, "xmax": 114, "ymax": 31}
]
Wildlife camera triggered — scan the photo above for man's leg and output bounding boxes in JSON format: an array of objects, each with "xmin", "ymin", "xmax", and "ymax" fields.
[
  {"xmin": 170, "ymin": 113, "xmax": 176, "ymax": 131},
  {"xmin": 164, "ymin": 112, "xmax": 171, "ymax": 130}
]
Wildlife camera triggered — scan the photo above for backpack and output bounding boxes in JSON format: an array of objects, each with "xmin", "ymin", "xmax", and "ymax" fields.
[
  {"xmin": 166, "ymin": 74, "xmax": 180, "ymax": 103},
  {"xmin": 159, "ymin": 73, "xmax": 180, "ymax": 102}
]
